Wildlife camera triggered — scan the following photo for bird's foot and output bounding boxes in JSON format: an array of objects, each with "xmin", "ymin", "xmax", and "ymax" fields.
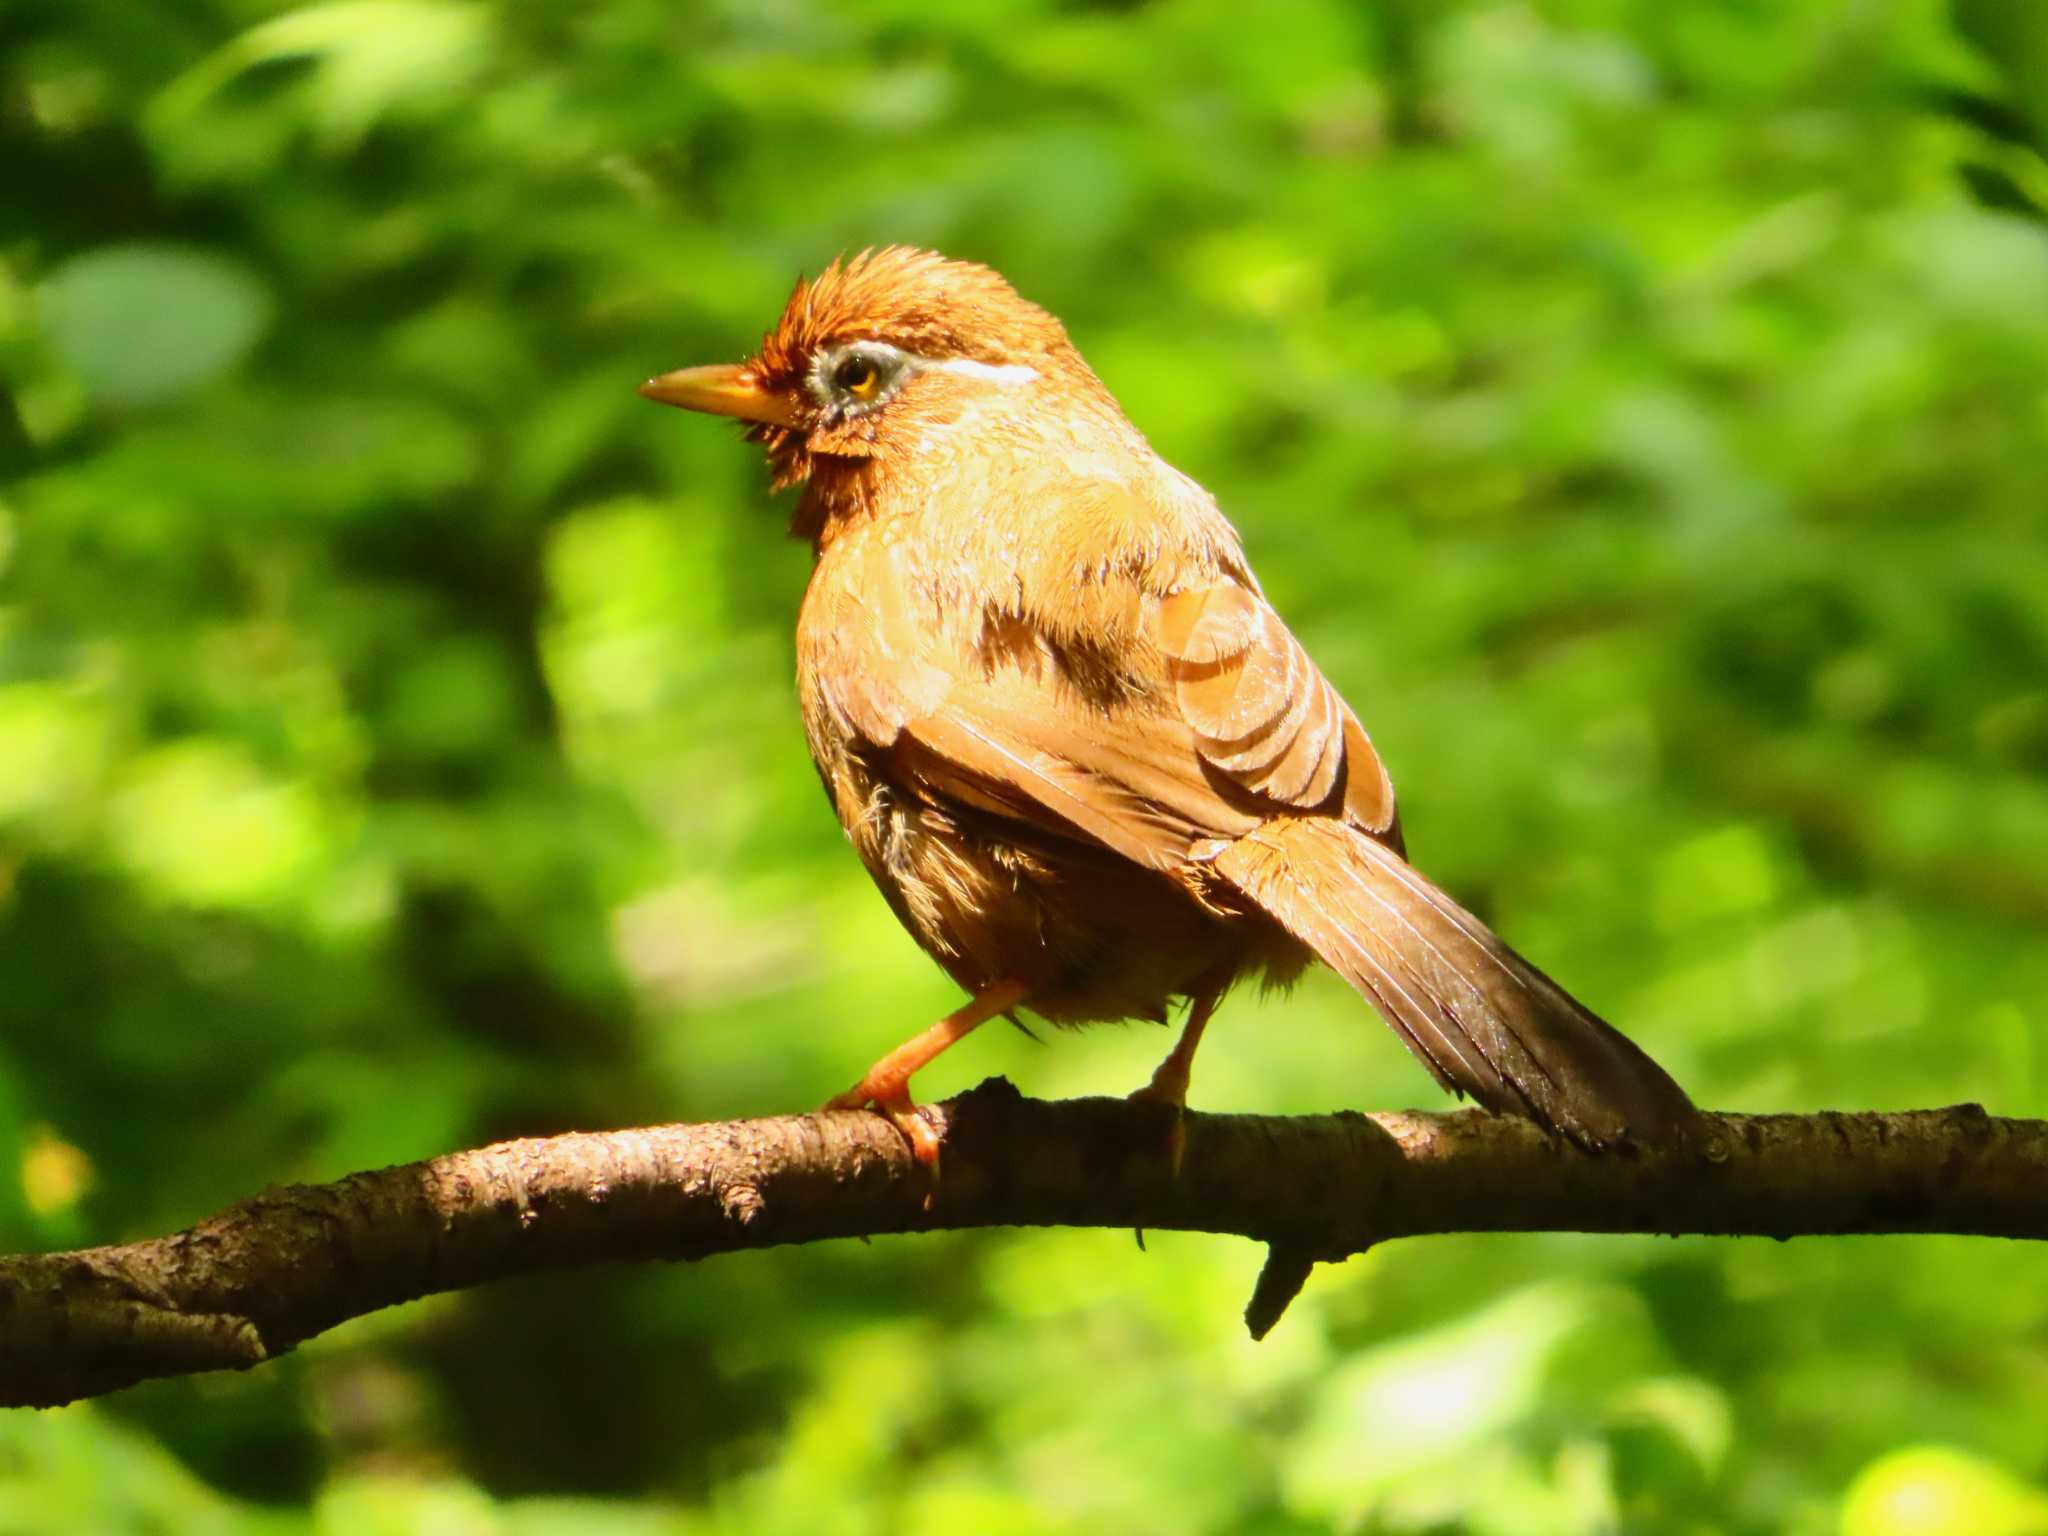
[
  {"xmin": 1126, "ymin": 990, "xmax": 1219, "ymax": 1183},
  {"xmin": 823, "ymin": 1076, "xmax": 943, "ymax": 1165},
  {"xmin": 819, "ymin": 980, "xmax": 1029, "ymax": 1170},
  {"xmin": 1125, "ymin": 1071, "xmax": 1191, "ymax": 1250},
  {"xmin": 1126, "ymin": 1064, "xmax": 1192, "ymax": 1179}
]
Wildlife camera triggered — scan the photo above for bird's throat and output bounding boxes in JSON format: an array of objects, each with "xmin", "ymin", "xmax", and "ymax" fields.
[{"xmin": 788, "ymin": 454, "xmax": 889, "ymax": 551}]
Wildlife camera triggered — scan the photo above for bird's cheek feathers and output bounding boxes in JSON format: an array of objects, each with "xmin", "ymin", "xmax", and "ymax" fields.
[
  {"xmin": 801, "ymin": 417, "xmax": 889, "ymax": 459},
  {"xmin": 802, "ymin": 381, "xmax": 989, "ymax": 462}
]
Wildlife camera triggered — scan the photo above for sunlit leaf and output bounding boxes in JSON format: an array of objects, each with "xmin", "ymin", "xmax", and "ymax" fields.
[
  {"xmin": 150, "ymin": 0, "xmax": 489, "ymax": 156},
  {"xmin": 1842, "ymin": 1446, "xmax": 2048, "ymax": 1536}
]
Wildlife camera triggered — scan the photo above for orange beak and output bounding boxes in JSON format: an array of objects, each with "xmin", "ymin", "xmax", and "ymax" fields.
[{"xmin": 637, "ymin": 363, "xmax": 800, "ymax": 428}]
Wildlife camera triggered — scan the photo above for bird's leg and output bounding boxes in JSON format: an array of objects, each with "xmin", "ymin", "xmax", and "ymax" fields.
[
  {"xmin": 1127, "ymin": 989, "xmax": 1223, "ymax": 1175},
  {"xmin": 824, "ymin": 979, "xmax": 1029, "ymax": 1164}
]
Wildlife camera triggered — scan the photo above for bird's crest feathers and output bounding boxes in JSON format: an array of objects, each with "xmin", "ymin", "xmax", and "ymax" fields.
[{"xmin": 753, "ymin": 247, "xmax": 1068, "ymax": 385}]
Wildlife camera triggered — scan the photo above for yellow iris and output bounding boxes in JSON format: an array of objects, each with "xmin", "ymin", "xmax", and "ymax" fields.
[{"xmin": 835, "ymin": 357, "xmax": 881, "ymax": 399}]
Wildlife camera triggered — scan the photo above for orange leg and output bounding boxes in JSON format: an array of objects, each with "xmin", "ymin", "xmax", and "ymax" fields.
[
  {"xmin": 824, "ymin": 979, "xmax": 1029, "ymax": 1163},
  {"xmin": 1127, "ymin": 990, "xmax": 1223, "ymax": 1175},
  {"xmin": 1131, "ymin": 992, "xmax": 1220, "ymax": 1110}
]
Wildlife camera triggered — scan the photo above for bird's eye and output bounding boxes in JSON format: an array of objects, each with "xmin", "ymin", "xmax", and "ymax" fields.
[{"xmin": 833, "ymin": 356, "xmax": 882, "ymax": 399}]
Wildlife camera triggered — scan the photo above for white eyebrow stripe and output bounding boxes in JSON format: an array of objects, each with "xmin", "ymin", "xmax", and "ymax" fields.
[{"xmin": 918, "ymin": 355, "xmax": 1038, "ymax": 385}]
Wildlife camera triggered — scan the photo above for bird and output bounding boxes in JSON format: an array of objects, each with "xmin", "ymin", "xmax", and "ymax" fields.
[{"xmin": 639, "ymin": 246, "xmax": 1696, "ymax": 1164}]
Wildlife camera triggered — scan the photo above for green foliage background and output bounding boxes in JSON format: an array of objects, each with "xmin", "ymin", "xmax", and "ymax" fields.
[{"xmin": 4, "ymin": 1, "xmax": 2048, "ymax": 1531}]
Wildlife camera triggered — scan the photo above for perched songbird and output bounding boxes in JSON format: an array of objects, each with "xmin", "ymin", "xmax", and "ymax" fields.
[{"xmin": 641, "ymin": 247, "xmax": 1695, "ymax": 1161}]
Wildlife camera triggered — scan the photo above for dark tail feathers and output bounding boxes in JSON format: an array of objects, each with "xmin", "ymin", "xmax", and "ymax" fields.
[{"xmin": 1212, "ymin": 818, "xmax": 1696, "ymax": 1149}]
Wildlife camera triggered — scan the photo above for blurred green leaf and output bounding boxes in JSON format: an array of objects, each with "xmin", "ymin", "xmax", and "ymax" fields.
[
  {"xmin": 1283, "ymin": 1281, "xmax": 1661, "ymax": 1529},
  {"xmin": 1954, "ymin": 0, "xmax": 2048, "ymax": 150},
  {"xmin": 0, "ymin": 1405, "xmax": 297, "ymax": 1536},
  {"xmin": 39, "ymin": 245, "xmax": 272, "ymax": 407}
]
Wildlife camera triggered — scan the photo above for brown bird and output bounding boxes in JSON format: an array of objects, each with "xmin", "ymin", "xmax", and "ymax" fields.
[{"xmin": 641, "ymin": 247, "xmax": 1695, "ymax": 1162}]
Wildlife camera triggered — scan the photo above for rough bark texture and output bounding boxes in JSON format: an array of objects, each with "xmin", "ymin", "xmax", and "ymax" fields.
[{"xmin": 3, "ymin": 1084, "xmax": 2041, "ymax": 1408}]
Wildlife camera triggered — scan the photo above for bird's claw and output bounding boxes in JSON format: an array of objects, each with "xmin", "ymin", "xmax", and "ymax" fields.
[
  {"xmin": 1126, "ymin": 1082, "xmax": 1189, "ymax": 1178},
  {"xmin": 824, "ymin": 1080, "xmax": 944, "ymax": 1165}
]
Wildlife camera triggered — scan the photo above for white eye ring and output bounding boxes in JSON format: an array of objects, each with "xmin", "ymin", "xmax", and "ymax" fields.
[{"xmin": 807, "ymin": 341, "xmax": 912, "ymax": 415}]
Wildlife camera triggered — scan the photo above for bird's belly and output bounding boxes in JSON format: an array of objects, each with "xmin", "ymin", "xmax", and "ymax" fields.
[{"xmin": 836, "ymin": 756, "xmax": 1297, "ymax": 1024}]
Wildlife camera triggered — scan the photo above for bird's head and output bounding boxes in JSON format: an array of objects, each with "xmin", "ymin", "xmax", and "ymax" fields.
[{"xmin": 640, "ymin": 248, "xmax": 1098, "ymax": 494}]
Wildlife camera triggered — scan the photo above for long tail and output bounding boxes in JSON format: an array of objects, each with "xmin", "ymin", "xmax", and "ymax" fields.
[{"xmin": 1211, "ymin": 818, "xmax": 1696, "ymax": 1149}]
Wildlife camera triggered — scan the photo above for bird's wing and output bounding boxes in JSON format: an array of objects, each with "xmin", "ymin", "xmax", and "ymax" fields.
[
  {"xmin": 803, "ymin": 522, "xmax": 1395, "ymax": 866},
  {"xmin": 1153, "ymin": 579, "xmax": 1399, "ymax": 847},
  {"xmin": 903, "ymin": 664, "xmax": 1253, "ymax": 869},
  {"xmin": 797, "ymin": 529, "xmax": 1215, "ymax": 870}
]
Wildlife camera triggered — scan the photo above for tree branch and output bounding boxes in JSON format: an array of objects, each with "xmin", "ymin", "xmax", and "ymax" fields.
[{"xmin": 3, "ymin": 1082, "xmax": 2041, "ymax": 1408}]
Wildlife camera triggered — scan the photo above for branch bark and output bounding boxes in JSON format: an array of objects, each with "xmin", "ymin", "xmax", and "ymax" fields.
[{"xmin": 3, "ymin": 1082, "xmax": 2041, "ymax": 1409}]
